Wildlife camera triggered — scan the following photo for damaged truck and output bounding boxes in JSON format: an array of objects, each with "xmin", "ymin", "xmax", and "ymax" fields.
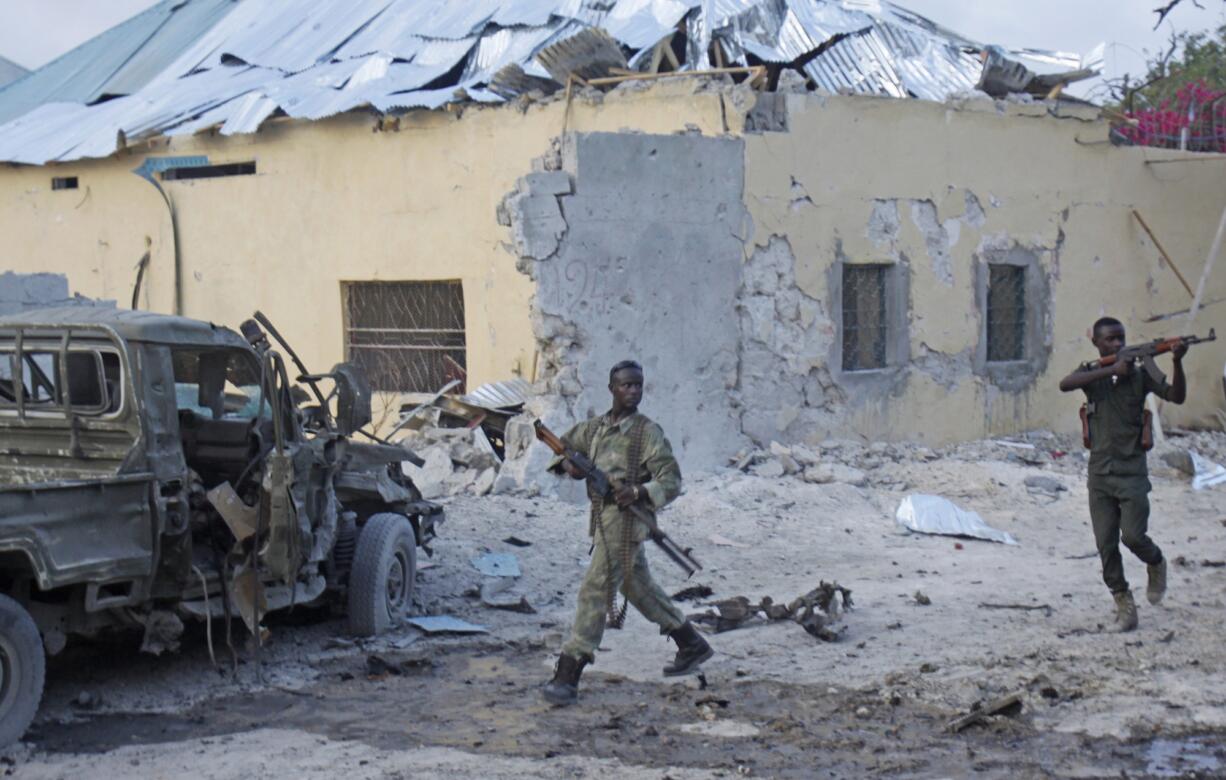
[{"xmin": 0, "ymin": 307, "xmax": 442, "ymax": 745}]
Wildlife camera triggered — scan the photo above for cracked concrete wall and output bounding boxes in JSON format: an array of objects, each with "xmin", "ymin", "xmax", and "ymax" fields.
[
  {"xmin": 746, "ymin": 92, "xmax": 1226, "ymax": 442},
  {"xmin": 504, "ymin": 131, "xmax": 750, "ymax": 479},
  {"xmin": 502, "ymin": 89, "xmax": 1226, "ymax": 473}
]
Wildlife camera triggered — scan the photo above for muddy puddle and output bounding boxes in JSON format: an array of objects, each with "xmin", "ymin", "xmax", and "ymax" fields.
[{"xmin": 27, "ymin": 642, "xmax": 1226, "ymax": 778}]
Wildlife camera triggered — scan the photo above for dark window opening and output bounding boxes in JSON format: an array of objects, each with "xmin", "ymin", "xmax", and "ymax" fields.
[
  {"xmin": 842, "ymin": 265, "xmax": 888, "ymax": 371},
  {"xmin": 0, "ymin": 348, "xmax": 122, "ymax": 414},
  {"xmin": 161, "ymin": 161, "xmax": 256, "ymax": 181},
  {"xmin": 987, "ymin": 264, "xmax": 1026, "ymax": 362},
  {"xmin": 343, "ymin": 281, "xmax": 466, "ymax": 393},
  {"xmin": 51, "ymin": 176, "xmax": 78, "ymax": 190}
]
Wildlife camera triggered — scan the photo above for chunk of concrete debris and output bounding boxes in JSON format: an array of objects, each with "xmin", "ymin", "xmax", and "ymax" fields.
[
  {"xmin": 401, "ymin": 448, "xmax": 453, "ymax": 499},
  {"xmin": 1161, "ymin": 449, "xmax": 1195, "ymax": 477},
  {"xmin": 801, "ymin": 463, "xmax": 868, "ymax": 487},
  {"xmin": 769, "ymin": 441, "xmax": 802, "ymax": 474},
  {"xmin": 790, "ymin": 443, "xmax": 820, "ymax": 466},
  {"xmin": 479, "ymin": 578, "xmax": 536, "ymax": 614},
  {"xmin": 752, "ymin": 459, "xmax": 786, "ymax": 478},
  {"xmin": 472, "ymin": 468, "xmax": 497, "ymax": 496},
  {"xmin": 1024, "ymin": 475, "xmax": 1067, "ymax": 497},
  {"xmin": 895, "ymin": 494, "xmax": 1018, "ymax": 545}
]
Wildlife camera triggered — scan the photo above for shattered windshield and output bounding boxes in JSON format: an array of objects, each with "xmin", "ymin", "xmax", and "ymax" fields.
[{"xmin": 171, "ymin": 347, "xmax": 265, "ymax": 420}]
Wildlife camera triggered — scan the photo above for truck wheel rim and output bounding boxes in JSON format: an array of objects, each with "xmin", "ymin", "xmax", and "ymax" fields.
[
  {"xmin": 0, "ymin": 634, "xmax": 18, "ymax": 716},
  {"xmin": 386, "ymin": 551, "xmax": 408, "ymax": 616}
]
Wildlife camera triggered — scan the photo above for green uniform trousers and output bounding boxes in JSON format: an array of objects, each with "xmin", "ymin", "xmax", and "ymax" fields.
[
  {"xmin": 562, "ymin": 521, "xmax": 685, "ymax": 663},
  {"xmin": 1088, "ymin": 474, "xmax": 1164, "ymax": 594}
]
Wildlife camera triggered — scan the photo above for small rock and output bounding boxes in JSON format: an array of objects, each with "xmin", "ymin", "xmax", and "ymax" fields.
[
  {"xmin": 752, "ymin": 459, "xmax": 786, "ymax": 479},
  {"xmin": 1161, "ymin": 449, "xmax": 1194, "ymax": 477},
  {"xmin": 777, "ymin": 453, "xmax": 801, "ymax": 475},
  {"xmin": 913, "ymin": 591, "xmax": 931, "ymax": 606},
  {"xmin": 919, "ymin": 662, "xmax": 939, "ymax": 674},
  {"xmin": 1024, "ymin": 475, "xmax": 1067, "ymax": 496},
  {"xmin": 472, "ymin": 468, "xmax": 497, "ymax": 496},
  {"xmin": 802, "ymin": 463, "xmax": 867, "ymax": 487},
  {"xmin": 790, "ymin": 443, "xmax": 820, "ymax": 466},
  {"xmin": 769, "ymin": 441, "xmax": 792, "ymax": 458}
]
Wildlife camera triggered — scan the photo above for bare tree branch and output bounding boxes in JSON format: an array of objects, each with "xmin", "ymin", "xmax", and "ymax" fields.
[{"xmin": 1154, "ymin": 0, "xmax": 1187, "ymax": 29}]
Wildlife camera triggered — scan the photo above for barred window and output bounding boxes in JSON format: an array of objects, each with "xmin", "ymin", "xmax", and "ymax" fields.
[
  {"xmin": 986, "ymin": 264, "xmax": 1026, "ymax": 362},
  {"xmin": 842, "ymin": 264, "xmax": 888, "ymax": 371},
  {"xmin": 342, "ymin": 281, "xmax": 466, "ymax": 393}
]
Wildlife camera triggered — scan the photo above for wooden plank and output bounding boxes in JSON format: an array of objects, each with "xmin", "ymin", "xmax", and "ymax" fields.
[{"xmin": 1132, "ymin": 209, "xmax": 1195, "ymax": 298}]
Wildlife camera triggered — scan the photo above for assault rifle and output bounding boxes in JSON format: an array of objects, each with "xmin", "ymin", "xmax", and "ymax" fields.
[
  {"xmin": 534, "ymin": 420, "xmax": 701, "ymax": 578},
  {"xmin": 1083, "ymin": 328, "xmax": 1216, "ymax": 381}
]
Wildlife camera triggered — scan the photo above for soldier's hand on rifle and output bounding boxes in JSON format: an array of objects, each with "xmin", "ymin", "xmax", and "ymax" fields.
[
  {"xmin": 561, "ymin": 459, "xmax": 585, "ymax": 480},
  {"xmin": 1172, "ymin": 338, "xmax": 1189, "ymax": 360},
  {"xmin": 614, "ymin": 484, "xmax": 639, "ymax": 508},
  {"xmin": 1112, "ymin": 358, "xmax": 1132, "ymax": 377}
]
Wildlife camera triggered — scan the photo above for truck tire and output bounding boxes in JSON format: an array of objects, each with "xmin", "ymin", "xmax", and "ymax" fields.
[
  {"xmin": 0, "ymin": 594, "xmax": 44, "ymax": 747},
  {"xmin": 347, "ymin": 513, "xmax": 417, "ymax": 637}
]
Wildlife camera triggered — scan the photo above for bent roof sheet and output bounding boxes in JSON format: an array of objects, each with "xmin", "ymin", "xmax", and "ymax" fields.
[
  {"xmin": 0, "ymin": 0, "xmax": 239, "ymax": 126},
  {"xmin": 0, "ymin": 56, "xmax": 28, "ymax": 89},
  {"xmin": 0, "ymin": 0, "xmax": 1092, "ymax": 166}
]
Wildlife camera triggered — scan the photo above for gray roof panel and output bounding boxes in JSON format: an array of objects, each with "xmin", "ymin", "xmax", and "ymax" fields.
[{"xmin": 0, "ymin": 0, "xmax": 1094, "ymax": 165}]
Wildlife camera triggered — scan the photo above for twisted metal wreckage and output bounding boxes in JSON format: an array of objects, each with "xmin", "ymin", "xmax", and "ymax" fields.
[{"xmin": 0, "ymin": 0, "xmax": 1103, "ymax": 166}]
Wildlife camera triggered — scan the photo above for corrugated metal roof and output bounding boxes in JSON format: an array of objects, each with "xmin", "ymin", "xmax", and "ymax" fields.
[
  {"xmin": 461, "ymin": 379, "xmax": 533, "ymax": 410},
  {"xmin": 0, "ymin": 0, "xmax": 1097, "ymax": 165},
  {"xmin": 0, "ymin": 0, "xmax": 238, "ymax": 126}
]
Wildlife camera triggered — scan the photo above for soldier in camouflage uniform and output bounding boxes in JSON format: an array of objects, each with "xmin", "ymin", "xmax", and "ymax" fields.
[
  {"xmin": 542, "ymin": 360, "xmax": 713, "ymax": 706},
  {"xmin": 1059, "ymin": 317, "xmax": 1187, "ymax": 632}
]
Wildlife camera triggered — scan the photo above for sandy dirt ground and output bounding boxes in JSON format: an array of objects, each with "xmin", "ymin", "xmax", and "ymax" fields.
[{"xmin": 6, "ymin": 431, "xmax": 1226, "ymax": 779}]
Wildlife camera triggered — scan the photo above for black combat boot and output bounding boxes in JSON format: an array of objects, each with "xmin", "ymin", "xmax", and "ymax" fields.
[
  {"xmin": 542, "ymin": 653, "xmax": 588, "ymax": 706},
  {"xmin": 663, "ymin": 622, "xmax": 714, "ymax": 676}
]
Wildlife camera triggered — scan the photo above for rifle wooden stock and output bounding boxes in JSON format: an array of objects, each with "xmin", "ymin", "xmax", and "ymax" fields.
[{"xmin": 533, "ymin": 419, "xmax": 702, "ymax": 578}]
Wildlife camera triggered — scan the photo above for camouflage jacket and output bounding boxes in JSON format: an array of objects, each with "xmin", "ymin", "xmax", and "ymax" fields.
[{"xmin": 549, "ymin": 411, "xmax": 682, "ymax": 540}]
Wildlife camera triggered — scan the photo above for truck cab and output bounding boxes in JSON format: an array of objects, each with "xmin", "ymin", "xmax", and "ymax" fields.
[{"xmin": 0, "ymin": 307, "xmax": 441, "ymax": 745}]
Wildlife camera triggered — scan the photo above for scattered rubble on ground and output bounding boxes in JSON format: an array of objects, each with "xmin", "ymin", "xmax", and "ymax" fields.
[{"xmin": 688, "ymin": 582, "xmax": 853, "ymax": 642}]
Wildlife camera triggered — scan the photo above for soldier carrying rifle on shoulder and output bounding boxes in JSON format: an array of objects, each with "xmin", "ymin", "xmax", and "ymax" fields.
[{"xmin": 535, "ymin": 360, "xmax": 712, "ymax": 706}]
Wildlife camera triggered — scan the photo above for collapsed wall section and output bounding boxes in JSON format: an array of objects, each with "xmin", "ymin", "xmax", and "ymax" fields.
[{"xmin": 500, "ymin": 131, "xmax": 751, "ymax": 490}]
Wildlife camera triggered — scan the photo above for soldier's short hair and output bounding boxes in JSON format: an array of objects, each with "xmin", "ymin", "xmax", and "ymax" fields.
[
  {"xmin": 1093, "ymin": 317, "xmax": 1123, "ymax": 337},
  {"xmin": 609, "ymin": 360, "xmax": 643, "ymax": 383}
]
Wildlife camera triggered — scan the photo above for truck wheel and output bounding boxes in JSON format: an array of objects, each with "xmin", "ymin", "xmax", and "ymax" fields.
[
  {"xmin": 347, "ymin": 513, "xmax": 417, "ymax": 637},
  {"xmin": 0, "ymin": 594, "xmax": 44, "ymax": 747}
]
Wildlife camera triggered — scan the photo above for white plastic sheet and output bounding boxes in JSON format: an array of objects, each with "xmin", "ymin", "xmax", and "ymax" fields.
[
  {"xmin": 1191, "ymin": 451, "xmax": 1226, "ymax": 491},
  {"xmin": 895, "ymin": 494, "xmax": 1018, "ymax": 545}
]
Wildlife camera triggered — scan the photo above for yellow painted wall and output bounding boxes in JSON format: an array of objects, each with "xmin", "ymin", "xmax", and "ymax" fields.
[
  {"xmin": 746, "ymin": 93, "xmax": 1226, "ymax": 441},
  {"xmin": 0, "ymin": 80, "xmax": 731, "ymax": 426},
  {"xmin": 1, "ymin": 81, "xmax": 1223, "ymax": 442}
]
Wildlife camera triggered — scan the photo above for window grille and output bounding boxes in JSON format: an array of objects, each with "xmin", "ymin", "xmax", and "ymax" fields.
[
  {"xmin": 842, "ymin": 265, "xmax": 888, "ymax": 371},
  {"xmin": 986, "ymin": 264, "xmax": 1026, "ymax": 362},
  {"xmin": 343, "ymin": 281, "xmax": 466, "ymax": 392}
]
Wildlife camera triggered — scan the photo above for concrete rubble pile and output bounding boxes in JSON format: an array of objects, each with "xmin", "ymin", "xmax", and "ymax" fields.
[
  {"xmin": 731, "ymin": 425, "xmax": 1226, "ymax": 493},
  {"xmin": 397, "ymin": 422, "xmax": 502, "ymax": 499}
]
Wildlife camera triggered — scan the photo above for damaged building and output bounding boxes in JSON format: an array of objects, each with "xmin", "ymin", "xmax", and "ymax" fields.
[{"xmin": 0, "ymin": 0, "xmax": 1224, "ymax": 476}]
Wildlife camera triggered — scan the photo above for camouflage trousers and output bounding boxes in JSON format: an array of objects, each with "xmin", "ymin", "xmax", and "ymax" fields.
[{"xmin": 561, "ymin": 521, "xmax": 685, "ymax": 663}]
